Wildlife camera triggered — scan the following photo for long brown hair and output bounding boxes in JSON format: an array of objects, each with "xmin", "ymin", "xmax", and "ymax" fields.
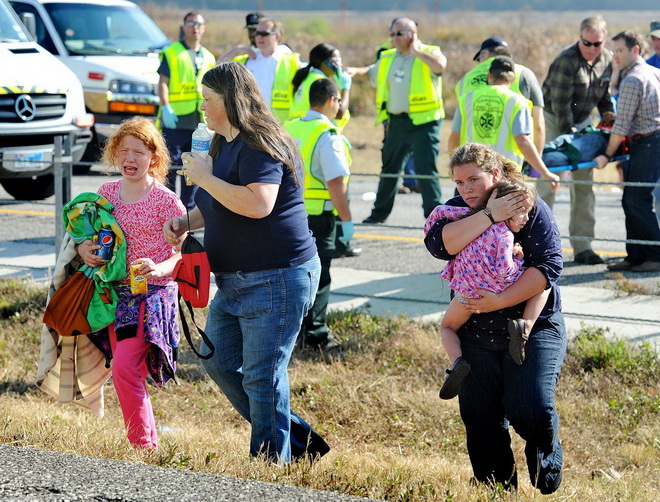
[
  {"xmin": 102, "ymin": 116, "xmax": 170, "ymax": 184},
  {"xmin": 201, "ymin": 62, "xmax": 301, "ymax": 184}
]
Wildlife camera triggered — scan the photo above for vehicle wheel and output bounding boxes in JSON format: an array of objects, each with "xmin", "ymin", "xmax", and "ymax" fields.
[{"xmin": 1, "ymin": 174, "xmax": 55, "ymax": 200}]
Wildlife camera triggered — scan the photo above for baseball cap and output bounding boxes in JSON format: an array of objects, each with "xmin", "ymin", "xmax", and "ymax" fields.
[
  {"xmin": 473, "ymin": 36, "xmax": 508, "ymax": 61},
  {"xmin": 489, "ymin": 56, "xmax": 515, "ymax": 73},
  {"xmin": 649, "ymin": 21, "xmax": 660, "ymax": 38},
  {"xmin": 245, "ymin": 12, "xmax": 264, "ymax": 29}
]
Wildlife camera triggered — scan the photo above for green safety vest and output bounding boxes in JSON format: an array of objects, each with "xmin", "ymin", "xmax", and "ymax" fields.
[
  {"xmin": 455, "ymin": 57, "xmax": 523, "ymax": 97},
  {"xmin": 458, "ymin": 85, "xmax": 531, "ymax": 168},
  {"xmin": 284, "ymin": 116, "xmax": 351, "ymax": 216},
  {"xmin": 160, "ymin": 42, "xmax": 215, "ymax": 116},
  {"xmin": 289, "ymin": 72, "xmax": 351, "ymax": 132},
  {"xmin": 375, "ymin": 44, "xmax": 445, "ymax": 126},
  {"xmin": 235, "ymin": 52, "xmax": 300, "ymax": 123}
]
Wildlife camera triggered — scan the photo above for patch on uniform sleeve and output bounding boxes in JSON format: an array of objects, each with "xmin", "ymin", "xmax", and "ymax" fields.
[{"xmin": 331, "ymin": 136, "xmax": 344, "ymax": 153}]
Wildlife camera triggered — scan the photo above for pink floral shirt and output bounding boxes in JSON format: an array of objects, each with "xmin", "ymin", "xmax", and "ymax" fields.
[
  {"xmin": 424, "ymin": 205, "xmax": 525, "ymax": 299},
  {"xmin": 98, "ymin": 180, "xmax": 186, "ymax": 286}
]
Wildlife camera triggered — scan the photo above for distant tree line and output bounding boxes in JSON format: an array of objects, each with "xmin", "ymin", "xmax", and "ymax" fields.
[{"xmin": 138, "ymin": 0, "xmax": 658, "ymax": 11}]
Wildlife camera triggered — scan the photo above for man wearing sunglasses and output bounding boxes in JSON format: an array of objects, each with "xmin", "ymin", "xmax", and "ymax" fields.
[
  {"xmin": 540, "ymin": 16, "xmax": 615, "ymax": 266},
  {"xmin": 222, "ymin": 19, "xmax": 299, "ymax": 123},
  {"xmin": 351, "ymin": 17, "xmax": 446, "ymax": 223},
  {"xmin": 158, "ymin": 11, "xmax": 215, "ymax": 209}
]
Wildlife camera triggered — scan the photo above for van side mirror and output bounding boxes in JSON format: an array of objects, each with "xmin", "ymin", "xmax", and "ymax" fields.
[{"xmin": 20, "ymin": 12, "xmax": 37, "ymax": 40}]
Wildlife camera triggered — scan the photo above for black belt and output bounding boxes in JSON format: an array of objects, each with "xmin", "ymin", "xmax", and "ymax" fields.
[
  {"xmin": 631, "ymin": 130, "xmax": 660, "ymax": 142},
  {"xmin": 389, "ymin": 112, "xmax": 409, "ymax": 118}
]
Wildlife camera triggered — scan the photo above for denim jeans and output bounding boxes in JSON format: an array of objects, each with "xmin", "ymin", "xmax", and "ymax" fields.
[
  {"xmin": 201, "ymin": 256, "xmax": 325, "ymax": 463},
  {"xmin": 622, "ymin": 133, "xmax": 660, "ymax": 264},
  {"xmin": 458, "ymin": 312, "xmax": 567, "ymax": 494}
]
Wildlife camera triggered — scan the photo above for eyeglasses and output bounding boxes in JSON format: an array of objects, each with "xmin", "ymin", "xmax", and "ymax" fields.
[
  {"xmin": 580, "ymin": 37, "xmax": 603, "ymax": 48},
  {"xmin": 389, "ymin": 30, "xmax": 408, "ymax": 37},
  {"xmin": 331, "ymin": 96, "xmax": 343, "ymax": 105},
  {"xmin": 184, "ymin": 21, "xmax": 204, "ymax": 27},
  {"xmin": 255, "ymin": 31, "xmax": 277, "ymax": 37}
]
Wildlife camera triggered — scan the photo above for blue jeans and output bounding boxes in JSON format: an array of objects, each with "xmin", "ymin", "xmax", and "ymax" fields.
[
  {"xmin": 458, "ymin": 312, "xmax": 567, "ymax": 494},
  {"xmin": 201, "ymin": 256, "xmax": 325, "ymax": 463},
  {"xmin": 622, "ymin": 133, "xmax": 660, "ymax": 264}
]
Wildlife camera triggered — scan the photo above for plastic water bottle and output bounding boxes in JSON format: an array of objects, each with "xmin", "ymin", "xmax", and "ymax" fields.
[{"xmin": 188, "ymin": 123, "xmax": 211, "ymax": 185}]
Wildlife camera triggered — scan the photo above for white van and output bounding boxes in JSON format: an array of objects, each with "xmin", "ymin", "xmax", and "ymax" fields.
[
  {"xmin": 9, "ymin": 0, "xmax": 169, "ymax": 164},
  {"xmin": 0, "ymin": 0, "xmax": 92, "ymax": 200}
]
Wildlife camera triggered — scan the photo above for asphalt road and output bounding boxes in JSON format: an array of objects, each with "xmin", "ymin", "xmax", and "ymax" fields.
[
  {"xmin": 0, "ymin": 445, "xmax": 372, "ymax": 501},
  {"xmin": 0, "ymin": 166, "xmax": 656, "ymax": 291}
]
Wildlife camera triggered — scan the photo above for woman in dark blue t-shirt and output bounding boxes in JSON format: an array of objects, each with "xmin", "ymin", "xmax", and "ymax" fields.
[
  {"xmin": 424, "ymin": 143, "xmax": 566, "ymax": 494},
  {"xmin": 164, "ymin": 62, "xmax": 327, "ymax": 464}
]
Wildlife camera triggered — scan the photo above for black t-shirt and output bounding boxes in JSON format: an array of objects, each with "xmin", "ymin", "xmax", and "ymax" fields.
[{"xmin": 196, "ymin": 135, "xmax": 317, "ymax": 273}]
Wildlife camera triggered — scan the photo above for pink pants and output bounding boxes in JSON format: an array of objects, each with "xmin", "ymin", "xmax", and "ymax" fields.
[{"xmin": 109, "ymin": 302, "xmax": 158, "ymax": 449}]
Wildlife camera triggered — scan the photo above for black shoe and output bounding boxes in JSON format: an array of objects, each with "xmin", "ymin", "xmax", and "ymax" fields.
[
  {"xmin": 362, "ymin": 215, "xmax": 385, "ymax": 224},
  {"xmin": 607, "ymin": 260, "xmax": 635, "ymax": 271},
  {"xmin": 342, "ymin": 247, "xmax": 362, "ymax": 257},
  {"xmin": 409, "ymin": 185, "xmax": 420, "ymax": 193},
  {"xmin": 508, "ymin": 319, "xmax": 528, "ymax": 366},
  {"xmin": 574, "ymin": 250, "xmax": 604, "ymax": 265},
  {"xmin": 439, "ymin": 356, "xmax": 471, "ymax": 400}
]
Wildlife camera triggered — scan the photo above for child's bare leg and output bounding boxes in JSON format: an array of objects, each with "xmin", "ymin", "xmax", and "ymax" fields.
[
  {"xmin": 439, "ymin": 297, "xmax": 472, "ymax": 400},
  {"xmin": 508, "ymin": 289, "xmax": 551, "ymax": 365},
  {"xmin": 440, "ymin": 297, "xmax": 472, "ymax": 363}
]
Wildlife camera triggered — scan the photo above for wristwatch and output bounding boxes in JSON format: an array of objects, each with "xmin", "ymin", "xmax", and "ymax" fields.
[
  {"xmin": 603, "ymin": 152, "xmax": 613, "ymax": 161},
  {"xmin": 482, "ymin": 207, "xmax": 495, "ymax": 224}
]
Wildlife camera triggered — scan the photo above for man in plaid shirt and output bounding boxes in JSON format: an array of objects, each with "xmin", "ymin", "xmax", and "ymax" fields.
[
  {"xmin": 541, "ymin": 16, "xmax": 616, "ymax": 266},
  {"xmin": 595, "ymin": 31, "xmax": 660, "ymax": 273}
]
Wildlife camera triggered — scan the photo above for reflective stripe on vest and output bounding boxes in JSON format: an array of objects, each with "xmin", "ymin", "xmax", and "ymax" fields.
[
  {"xmin": 375, "ymin": 45, "xmax": 445, "ymax": 126},
  {"xmin": 455, "ymin": 57, "xmax": 523, "ymax": 97},
  {"xmin": 459, "ymin": 85, "xmax": 530, "ymax": 168},
  {"xmin": 161, "ymin": 42, "xmax": 215, "ymax": 116},
  {"xmin": 284, "ymin": 117, "xmax": 351, "ymax": 215},
  {"xmin": 235, "ymin": 53, "xmax": 300, "ymax": 123}
]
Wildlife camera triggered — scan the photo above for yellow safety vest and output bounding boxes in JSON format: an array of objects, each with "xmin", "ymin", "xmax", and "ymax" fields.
[
  {"xmin": 289, "ymin": 72, "xmax": 351, "ymax": 132},
  {"xmin": 160, "ymin": 42, "xmax": 215, "ymax": 116},
  {"xmin": 455, "ymin": 57, "xmax": 523, "ymax": 97},
  {"xmin": 458, "ymin": 85, "xmax": 531, "ymax": 169},
  {"xmin": 235, "ymin": 52, "xmax": 300, "ymax": 123},
  {"xmin": 284, "ymin": 116, "xmax": 351, "ymax": 216},
  {"xmin": 375, "ymin": 45, "xmax": 445, "ymax": 126}
]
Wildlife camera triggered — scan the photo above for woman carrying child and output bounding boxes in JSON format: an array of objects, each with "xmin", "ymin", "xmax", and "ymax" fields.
[
  {"xmin": 425, "ymin": 178, "xmax": 549, "ymax": 399},
  {"xmin": 424, "ymin": 143, "xmax": 566, "ymax": 494},
  {"xmin": 78, "ymin": 117, "xmax": 186, "ymax": 449}
]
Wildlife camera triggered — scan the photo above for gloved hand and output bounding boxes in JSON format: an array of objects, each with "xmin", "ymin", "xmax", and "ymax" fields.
[
  {"xmin": 338, "ymin": 220, "xmax": 354, "ymax": 244},
  {"xmin": 336, "ymin": 68, "xmax": 352, "ymax": 90},
  {"xmin": 160, "ymin": 104, "xmax": 179, "ymax": 130}
]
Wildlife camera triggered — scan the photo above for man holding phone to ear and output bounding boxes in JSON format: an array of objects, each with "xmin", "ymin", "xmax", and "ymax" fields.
[{"xmin": 350, "ymin": 17, "xmax": 446, "ymax": 223}]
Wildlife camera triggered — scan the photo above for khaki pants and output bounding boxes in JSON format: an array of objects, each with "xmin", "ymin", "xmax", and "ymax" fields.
[{"xmin": 536, "ymin": 112, "xmax": 596, "ymax": 255}]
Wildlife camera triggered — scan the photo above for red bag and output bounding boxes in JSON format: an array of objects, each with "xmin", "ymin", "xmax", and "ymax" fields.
[
  {"xmin": 173, "ymin": 232, "xmax": 214, "ymax": 359},
  {"xmin": 173, "ymin": 233, "xmax": 210, "ymax": 308}
]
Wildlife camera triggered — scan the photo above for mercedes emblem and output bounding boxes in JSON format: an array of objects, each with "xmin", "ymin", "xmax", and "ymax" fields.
[{"xmin": 15, "ymin": 94, "xmax": 37, "ymax": 121}]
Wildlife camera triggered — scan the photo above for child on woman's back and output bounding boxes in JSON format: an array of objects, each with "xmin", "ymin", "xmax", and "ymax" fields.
[
  {"xmin": 78, "ymin": 117, "xmax": 186, "ymax": 448},
  {"xmin": 424, "ymin": 179, "xmax": 549, "ymax": 400}
]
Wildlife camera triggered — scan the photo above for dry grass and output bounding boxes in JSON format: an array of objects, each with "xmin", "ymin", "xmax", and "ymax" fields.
[{"xmin": 1, "ymin": 279, "xmax": 658, "ymax": 501}]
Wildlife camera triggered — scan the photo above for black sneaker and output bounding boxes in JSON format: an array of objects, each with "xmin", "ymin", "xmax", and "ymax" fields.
[
  {"xmin": 362, "ymin": 215, "xmax": 385, "ymax": 224},
  {"xmin": 439, "ymin": 356, "xmax": 471, "ymax": 400}
]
